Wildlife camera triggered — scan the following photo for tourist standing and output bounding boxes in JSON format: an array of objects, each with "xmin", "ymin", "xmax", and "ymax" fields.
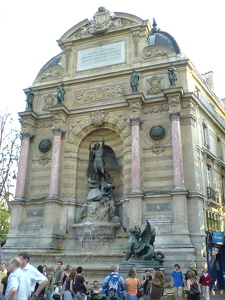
[
  {"xmin": 199, "ymin": 269, "xmax": 212, "ymax": 300},
  {"xmin": 64, "ymin": 270, "xmax": 76, "ymax": 300},
  {"xmin": 185, "ymin": 270, "xmax": 200, "ymax": 300},
  {"xmin": 147, "ymin": 271, "xmax": 165, "ymax": 300},
  {"xmin": 44, "ymin": 266, "xmax": 56, "ymax": 300},
  {"xmin": 170, "ymin": 264, "xmax": 184, "ymax": 300},
  {"xmin": 102, "ymin": 265, "xmax": 126, "ymax": 300},
  {"xmin": 141, "ymin": 269, "xmax": 152, "ymax": 300},
  {"xmin": 0, "ymin": 264, "xmax": 7, "ymax": 283},
  {"xmin": 18, "ymin": 252, "xmax": 47, "ymax": 299},
  {"xmin": 5, "ymin": 257, "xmax": 31, "ymax": 300},
  {"xmin": 125, "ymin": 267, "xmax": 139, "ymax": 300},
  {"xmin": 74, "ymin": 267, "xmax": 87, "ymax": 300},
  {"xmin": 55, "ymin": 261, "xmax": 64, "ymax": 285}
]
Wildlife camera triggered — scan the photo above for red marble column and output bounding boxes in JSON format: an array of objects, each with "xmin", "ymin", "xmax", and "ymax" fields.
[
  {"xmin": 15, "ymin": 131, "xmax": 33, "ymax": 199},
  {"xmin": 48, "ymin": 127, "xmax": 64, "ymax": 198},
  {"xmin": 170, "ymin": 111, "xmax": 185, "ymax": 189},
  {"xmin": 130, "ymin": 116, "xmax": 142, "ymax": 192}
]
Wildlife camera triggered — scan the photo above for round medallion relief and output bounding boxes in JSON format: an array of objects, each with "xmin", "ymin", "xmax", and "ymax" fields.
[
  {"xmin": 38, "ymin": 139, "xmax": 52, "ymax": 153},
  {"xmin": 149, "ymin": 125, "xmax": 166, "ymax": 141}
]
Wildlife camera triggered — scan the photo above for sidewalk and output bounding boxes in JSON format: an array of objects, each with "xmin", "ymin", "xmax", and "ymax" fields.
[{"xmin": 211, "ymin": 293, "xmax": 225, "ymax": 300}]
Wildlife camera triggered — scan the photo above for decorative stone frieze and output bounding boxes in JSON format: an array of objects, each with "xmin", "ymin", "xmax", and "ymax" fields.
[{"xmin": 73, "ymin": 84, "xmax": 126, "ymax": 106}]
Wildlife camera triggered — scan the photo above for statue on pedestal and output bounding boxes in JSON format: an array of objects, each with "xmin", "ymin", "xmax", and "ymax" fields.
[
  {"xmin": 86, "ymin": 132, "xmax": 120, "ymax": 202},
  {"xmin": 130, "ymin": 69, "xmax": 139, "ymax": 93},
  {"xmin": 125, "ymin": 220, "xmax": 165, "ymax": 262},
  {"xmin": 82, "ymin": 132, "xmax": 121, "ymax": 223},
  {"xmin": 25, "ymin": 88, "xmax": 34, "ymax": 111},
  {"xmin": 56, "ymin": 83, "xmax": 66, "ymax": 105},
  {"xmin": 168, "ymin": 64, "xmax": 178, "ymax": 87}
]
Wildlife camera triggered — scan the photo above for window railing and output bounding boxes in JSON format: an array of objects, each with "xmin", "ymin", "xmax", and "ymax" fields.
[{"xmin": 207, "ymin": 187, "xmax": 219, "ymax": 203}]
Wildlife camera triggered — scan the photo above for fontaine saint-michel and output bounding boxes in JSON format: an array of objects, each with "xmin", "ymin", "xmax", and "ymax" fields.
[{"xmin": 4, "ymin": 7, "xmax": 224, "ymax": 283}]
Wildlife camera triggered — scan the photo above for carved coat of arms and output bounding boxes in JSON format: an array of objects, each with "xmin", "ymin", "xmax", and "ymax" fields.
[
  {"xmin": 147, "ymin": 76, "xmax": 162, "ymax": 95},
  {"xmin": 88, "ymin": 7, "xmax": 114, "ymax": 34}
]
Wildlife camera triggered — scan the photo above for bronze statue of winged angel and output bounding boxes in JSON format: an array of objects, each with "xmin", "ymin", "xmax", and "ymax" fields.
[{"xmin": 86, "ymin": 132, "xmax": 120, "ymax": 189}]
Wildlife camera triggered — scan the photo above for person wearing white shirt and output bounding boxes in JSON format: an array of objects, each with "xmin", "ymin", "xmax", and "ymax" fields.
[
  {"xmin": 18, "ymin": 252, "xmax": 48, "ymax": 300},
  {"xmin": 5, "ymin": 257, "xmax": 31, "ymax": 300}
]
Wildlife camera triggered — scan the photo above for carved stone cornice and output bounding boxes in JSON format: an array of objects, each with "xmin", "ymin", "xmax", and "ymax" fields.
[{"xmin": 125, "ymin": 93, "xmax": 145, "ymax": 108}]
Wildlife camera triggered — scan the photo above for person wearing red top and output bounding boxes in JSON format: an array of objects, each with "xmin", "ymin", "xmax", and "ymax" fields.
[{"xmin": 200, "ymin": 268, "xmax": 212, "ymax": 300}]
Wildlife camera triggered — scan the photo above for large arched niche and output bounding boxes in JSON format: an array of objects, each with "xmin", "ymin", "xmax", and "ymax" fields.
[{"xmin": 75, "ymin": 128, "xmax": 125, "ymax": 202}]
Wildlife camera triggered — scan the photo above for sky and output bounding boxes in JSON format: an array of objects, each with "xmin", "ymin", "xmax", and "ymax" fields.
[{"xmin": 1, "ymin": 0, "xmax": 224, "ymax": 123}]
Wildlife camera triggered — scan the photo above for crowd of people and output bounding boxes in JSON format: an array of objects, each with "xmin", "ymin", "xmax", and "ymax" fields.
[
  {"xmin": 0, "ymin": 255, "xmax": 212, "ymax": 300},
  {"xmin": 170, "ymin": 264, "xmax": 212, "ymax": 300}
]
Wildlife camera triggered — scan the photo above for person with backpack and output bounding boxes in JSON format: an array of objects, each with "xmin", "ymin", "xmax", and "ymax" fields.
[{"xmin": 102, "ymin": 265, "xmax": 126, "ymax": 300}]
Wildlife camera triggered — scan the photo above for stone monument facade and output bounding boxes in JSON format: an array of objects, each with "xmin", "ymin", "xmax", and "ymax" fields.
[{"xmin": 4, "ymin": 7, "xmax": 225, "ymax": 281}]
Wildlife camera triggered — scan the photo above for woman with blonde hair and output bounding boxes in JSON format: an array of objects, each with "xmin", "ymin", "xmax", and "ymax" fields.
[
  {"xmin": 185, "ymin": 270, "xmax": 200, "ymax": 300},
  {"xmin": 64, "ymin": 270, "xmax": 76, "ymax": 300},
  {"xmin": 147, "ymin": 271, "xmax": 165, "ymax": 300},
  {"xmin": 125, "ymin": 267, "xmax": 140, "ymax": 300}
]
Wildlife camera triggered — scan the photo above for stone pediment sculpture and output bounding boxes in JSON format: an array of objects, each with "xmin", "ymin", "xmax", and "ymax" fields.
[
  {"xmin": 58, "ymin": 7, "xmax": 145, "ymax": 44},
  {"xmin": 125, "ymin": 220, "xmax": 165, "ymax": 262}
]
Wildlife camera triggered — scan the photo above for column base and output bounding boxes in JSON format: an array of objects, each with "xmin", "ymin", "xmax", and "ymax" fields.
[
  {"xmin": 131, "ymin": 189, "xmax": 142, "ymax": 194},
  {"xmin": 173, "ymin": 186, "xmax": 186, "ymax": 191},
  {"xmin": 14, "ymin": 196, "xmax": 24, "ymax": 201},
  {"xmin": 47, "ymin": 194, "xmax": 59, "ymax": 199}
]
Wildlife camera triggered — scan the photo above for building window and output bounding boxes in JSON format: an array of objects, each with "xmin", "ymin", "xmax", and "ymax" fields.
[
  {"xmin": 206, "ymin": 211, "xmax": 220, "ymax": 231},
  {"xmin": 221, "ymin": 175, "xmax": 225, "ymax": 206},
  {"xmin": 217, "ymin": 135, "xmax": 223, "ymax": 160},
  {"xmin": 203, "ymin": 122, "xmax": 209, "ymax": 149}
]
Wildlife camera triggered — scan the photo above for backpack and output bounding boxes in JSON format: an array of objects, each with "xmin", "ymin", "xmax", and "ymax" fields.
[{"xmin": 108, "ymin": 274, "xmax": 121, "ymax": 298}]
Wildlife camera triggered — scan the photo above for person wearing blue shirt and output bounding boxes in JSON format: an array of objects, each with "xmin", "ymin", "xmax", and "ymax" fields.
[
  {"xmin": 102, "ymin": 265, "xmax": 126, "ymax": 300},
  {"xmin": 170, "ymin": 264, "xmax": 184, "ymax": 300}
]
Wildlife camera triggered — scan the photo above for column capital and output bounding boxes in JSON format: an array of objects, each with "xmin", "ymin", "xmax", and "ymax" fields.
[
  {"xmin": 129, "ymin": 115, "xmax": 142, "ymax": 126},
  {"xmin": 20, "ymin": 130, "xmax": 34, "ymax": 140},
  {"xmin": 169, "ymin": 110, "xmax": 181, "ymax": 121},
  {"xmin": 51, "ymin": 126, "xmax": 66, "ymax": 136}
]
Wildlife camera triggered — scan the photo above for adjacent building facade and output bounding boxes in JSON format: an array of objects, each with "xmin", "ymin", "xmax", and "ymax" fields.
[{"xmin": 4, "ymin": 8, "xmax": 225, "ymax": 283}]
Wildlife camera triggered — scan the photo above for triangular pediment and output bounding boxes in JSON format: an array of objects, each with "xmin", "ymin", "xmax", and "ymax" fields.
[{"xmin": 58, "ymin": 7, "xmax": 148, "ymax": 45}]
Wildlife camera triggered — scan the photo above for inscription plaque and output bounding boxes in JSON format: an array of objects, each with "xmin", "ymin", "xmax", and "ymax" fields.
[
  {"xmin": 147, "ymin": 203, "xmax": 170, "ymax": 211},
  {"xmin": 77, "ymin": 41, "xmax": 125, "ymax": 71}
]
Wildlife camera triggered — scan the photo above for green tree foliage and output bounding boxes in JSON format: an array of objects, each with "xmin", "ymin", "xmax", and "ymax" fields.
[
  {"xmin": 0, "ymin": 112, "xmax": 20, "ymax": 206},
  {"xmin": 0, "ymin": 206, "xmax": 10, "ymax": 243},
  {"xmin": 0, "ymin": 111, "xmax": 20, "ymax": 242}
]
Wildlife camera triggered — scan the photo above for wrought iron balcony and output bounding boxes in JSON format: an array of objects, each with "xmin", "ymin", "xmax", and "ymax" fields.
[{"xmin": 207, "ymin": 187, "xmax": 219, "ymax": 203}]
